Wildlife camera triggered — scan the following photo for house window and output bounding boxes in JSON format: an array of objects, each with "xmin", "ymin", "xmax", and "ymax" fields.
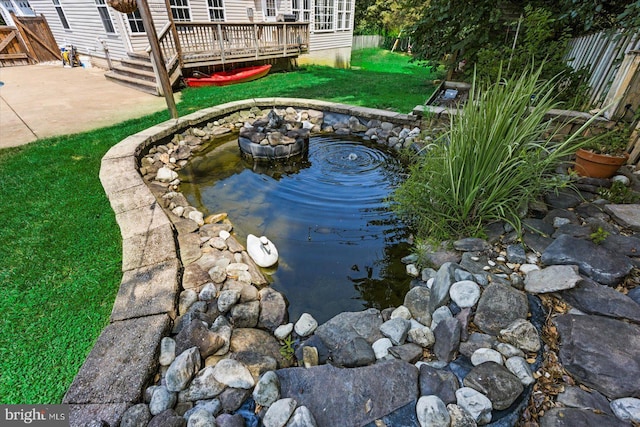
[
  {"xmin": 95, "ymin": 0, "xmax": 115, "ymax": 33},
  {"xmin": 126, "ymin": 10, "xmax": 144, "ymax": 33},
  {"xmin": 170, "ymin": 0, "xmax": 191, "ymax": 22},
  {"xmin": 291, "ymin": 0, "xmax": 310, "ymax": 21},
  {"xmin": 52, "ymin": 0, "xmax": 70, "ymax": 29},
  {"xmin": 336, "ymin": 0, "xmax": 351, "ymax": 30},
  {"xmin": 1, "ymin": 0, "xmax": 16, "ymax": 14},
  {"xmin": 314, "ymin": 0, "xmax": 333, "ymax": 31},
  {"xmin": 207, "ymin": 0, "xmax": 224, "ymax": 21},
  {"xmin": 262, "ymin": 0, "xmax": 276, "ymax": 21}
]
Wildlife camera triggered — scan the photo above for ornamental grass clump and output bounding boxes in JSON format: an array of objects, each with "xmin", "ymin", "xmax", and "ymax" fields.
[{"xmin": 393, "ymin": 66, "xmax": 594, "ymax": 243}]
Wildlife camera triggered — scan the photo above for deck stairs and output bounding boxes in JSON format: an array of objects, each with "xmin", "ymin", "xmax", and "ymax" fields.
[{"xmin": 105, "ymin": 52, "xmax": 161, "ymax": 96}]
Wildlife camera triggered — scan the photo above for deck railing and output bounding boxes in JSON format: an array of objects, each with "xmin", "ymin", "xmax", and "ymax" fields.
[{"xmin": 157, "ymin": 22, "xmax": 309, "ymax": 68}]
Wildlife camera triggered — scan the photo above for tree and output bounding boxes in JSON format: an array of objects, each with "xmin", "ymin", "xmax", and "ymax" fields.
[
  {"xmin": 409, "ymin": 0, "xmax": 640, "ymax": 70},
  {"xmin": 355, "ymin": 0, "xmax": 428, "ymax": 35}
]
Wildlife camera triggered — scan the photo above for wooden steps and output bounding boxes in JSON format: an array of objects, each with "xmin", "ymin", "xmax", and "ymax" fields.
[{"xmin": 105, "ymin": 52, "xmax": 159, "ymax": 96}]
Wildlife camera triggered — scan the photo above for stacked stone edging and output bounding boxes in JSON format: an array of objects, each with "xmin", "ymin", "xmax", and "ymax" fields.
[{"xmin": 63, "ymin": 98, "xmax": 420, "ymax": 426}]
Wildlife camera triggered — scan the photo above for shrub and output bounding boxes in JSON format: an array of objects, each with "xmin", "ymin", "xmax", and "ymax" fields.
[{"xmin": 393, "ymin": 65, "xmax": 596, "ymax": 243}]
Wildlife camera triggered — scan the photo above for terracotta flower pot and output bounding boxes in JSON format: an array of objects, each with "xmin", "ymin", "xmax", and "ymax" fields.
[{"xmin": 574, "ymin": 148, "xmax": 629, "ymax": 179}]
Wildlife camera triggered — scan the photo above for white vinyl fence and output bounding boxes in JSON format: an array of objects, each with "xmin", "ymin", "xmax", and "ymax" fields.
[{"xmin": 565, "ymin": 30, "xmax": 640, "ymax": 108}]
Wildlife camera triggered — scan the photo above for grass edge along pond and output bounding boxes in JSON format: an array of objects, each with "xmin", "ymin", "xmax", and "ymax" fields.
[{"xmin": 0, "ymin": 48, "xmax": 442, "ymax": 404}]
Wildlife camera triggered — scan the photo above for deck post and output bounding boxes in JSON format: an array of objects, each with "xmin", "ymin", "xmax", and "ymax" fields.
[
  {"xmin": 137, "ymin": 0, "xmax": 178, "ymax": 119},
  {"xmin": 216, "ymin": 24, "xmax": 226, "ymax": 65}
]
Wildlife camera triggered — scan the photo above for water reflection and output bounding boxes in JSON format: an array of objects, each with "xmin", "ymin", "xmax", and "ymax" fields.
[{"xmin": 179, "ymin": 135, "xmax": 411, "ymax": 323}]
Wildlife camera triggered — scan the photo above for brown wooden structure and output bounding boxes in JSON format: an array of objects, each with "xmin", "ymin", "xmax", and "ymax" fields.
[{"xmin": 0, "ymin": 14, "xmax": 60, "ymax": 67}]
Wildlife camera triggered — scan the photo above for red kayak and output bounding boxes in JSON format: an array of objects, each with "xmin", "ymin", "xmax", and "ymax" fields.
[{"xmin": 185, "ymin": 64, "xmax": 272, "ymax": 87}]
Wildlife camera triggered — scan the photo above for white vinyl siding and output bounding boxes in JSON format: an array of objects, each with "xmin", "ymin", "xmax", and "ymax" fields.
[
  {"xmin": 95, "ymin": 0, "xmax": 115, "ymax": 33},
  {"xmin": 207, "ymin": 0, "xmax": 224, "ymax": 21}
]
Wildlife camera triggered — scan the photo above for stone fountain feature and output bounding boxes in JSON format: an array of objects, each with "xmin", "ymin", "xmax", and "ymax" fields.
[{"xmin": 238, "ymin": 109, "xmax": 314, "ymax": 161}]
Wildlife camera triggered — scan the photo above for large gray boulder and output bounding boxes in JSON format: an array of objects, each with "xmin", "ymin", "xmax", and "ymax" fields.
[
  {"xmin": 276, "ymin": 360, "xmax": 418, "ymax": 427},
  {"xmin": 541, "ymin": 235, "xmax": 633, "ymax": 286},
  {"xmin": 555, "ymin": 314, "xmax": 640, "ymax": 399}
]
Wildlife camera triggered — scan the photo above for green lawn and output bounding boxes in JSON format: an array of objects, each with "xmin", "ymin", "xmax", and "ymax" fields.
[{"xmin": 0, "ymin": 48, "xmax": 441, "ymax": 404}]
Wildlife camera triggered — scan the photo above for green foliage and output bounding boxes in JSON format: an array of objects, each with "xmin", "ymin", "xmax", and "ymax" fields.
[
  {"xmin": 583, "ymin": 124, "xmax": 632, "ymax": 156},
  {"xmin": 354, "ymin": 0, "xmax": 427, "ymax": 35},
  {"xmin": 598, "ymin": 181, "xmax": 640, "ymax": 204},
  {"xmin": 0, "ymin": 56, "xmax": 437, "ymax": 403},
  {"xmin": 279, "ymin": 335, "xmax": 296, "ymax": 361},
  {"xmin": 589, "ymin": 227, "xmax": 610, "ymax": 245},
  {"xmin": 392, "ymin": 65, "xmax": 598, "ymax": 242},
  {"xmin": 475, "ymin": 7, "xmax": 590, "ymax": 109}
]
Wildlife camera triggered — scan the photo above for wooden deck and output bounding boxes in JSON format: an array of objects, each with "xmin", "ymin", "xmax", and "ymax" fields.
[{"xmin": 157, "ymin": 21, "xmax": 309, "ymax": 70}]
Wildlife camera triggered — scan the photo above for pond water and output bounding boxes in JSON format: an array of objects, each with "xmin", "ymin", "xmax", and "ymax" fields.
[{"xmin": 178, "ymin": 134, "xmax": 412, "ymax": 323}]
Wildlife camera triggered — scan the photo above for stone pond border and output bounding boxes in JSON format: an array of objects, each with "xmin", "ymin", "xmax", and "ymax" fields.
[{"xmin": 62, "ymin": 98, "xmax": 421, "ymax": 426}]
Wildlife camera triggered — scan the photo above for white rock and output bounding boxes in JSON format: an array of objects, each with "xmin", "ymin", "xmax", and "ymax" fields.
[
  {"xmin": 274, "ymin": 323, "xmax": 294, "ymax": 340},
  {"xmin": 286, "ymin": 406, "xmax": 317, "ymax": 427},
  {"xmin": 391, "ymin": 305, "xmax": 412, "ymax": 320},
  {"xmin": 159, "ymin": 337, "xmax": 176, "ymax": 366},
  {"xmin": 611, "ymin": 397, "xmax": 640, "ymax": 423},
  {"xmin": 263, "ymin": 398, "xmax": 297, "ymax": 427},
  {"xmin": 156, "ymin": 166, "xmax": 178, "ymax": 182},
  {"xmin": 505, "ymin": 356, "xmax": 535, "ymax": 386},
  {"xmin": 426, "ymin": 277, "xmax": 435, "ymax": 289},
  {"xmin": 408, "ymin": 327, "xmax": 435, "ymax": 348},
  {"xmin": 219, "ymin": 229, "xmax": 231, "ymax": 240},
  {"xmin": 471, "ymin": 348, "xmax": 503, "ymax": 366},
  {"xmin": 380, "ymin": 317, "xmax": 411, "ymax": 345},
  {"xmin": 612, "ymin": 175, "xmax": 630, "ymax": 185},
  {"xmin": 372, "ymin": 338, "xmax": 393, "ymax": 359},
  {"xmin": 455, "ymin": 387, "xmax": 492, "ymax": 425},
  {"xmin": 294, "ymin": 313, "xmax": 318, "ymax": 337},
  {"xmin": 416, "ymin": 395, "xmax": 450, "ymax": 427},
  {"xmin": 253, "ymin": 371, "xmax": 280, "ymax": 407},
  {"xmin": 188, "ymin": 210, "xmax": 204, "ymax": 226},
  {"xmin": 407, "ymin": 263, "xmax": 420, "ymax": 277},
  {"xmin": 449, "ymin": 280, "xmax": 481, "ymax": 308},
  {"xmin": 494, "ymin": 343, "xmax": 524, "ymax": 358},
  {"xmin": 212, "ymin": 359, "xmax": 255, "ymax": 389},
  {"xmin": 519, "ymin": 264, "xmax": 540, "ymax": 275}
]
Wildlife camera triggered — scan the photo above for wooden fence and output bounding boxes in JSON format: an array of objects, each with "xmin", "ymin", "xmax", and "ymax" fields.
[
  {"xmin": 565, "ymin": 30, "xmax": 640, "ymax": 109},
  {"xmin": 0, "ymin": 14, "xmax": 60, "ymax": 66},
  {"xmin": 352, "ymin": 35, "xmax": 383, "ymax": 50}
]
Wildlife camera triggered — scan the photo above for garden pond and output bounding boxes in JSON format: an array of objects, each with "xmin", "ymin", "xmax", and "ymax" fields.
[{"xmin": 178, "ymin": 134, "xmax": 412, "ymax": 323}]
